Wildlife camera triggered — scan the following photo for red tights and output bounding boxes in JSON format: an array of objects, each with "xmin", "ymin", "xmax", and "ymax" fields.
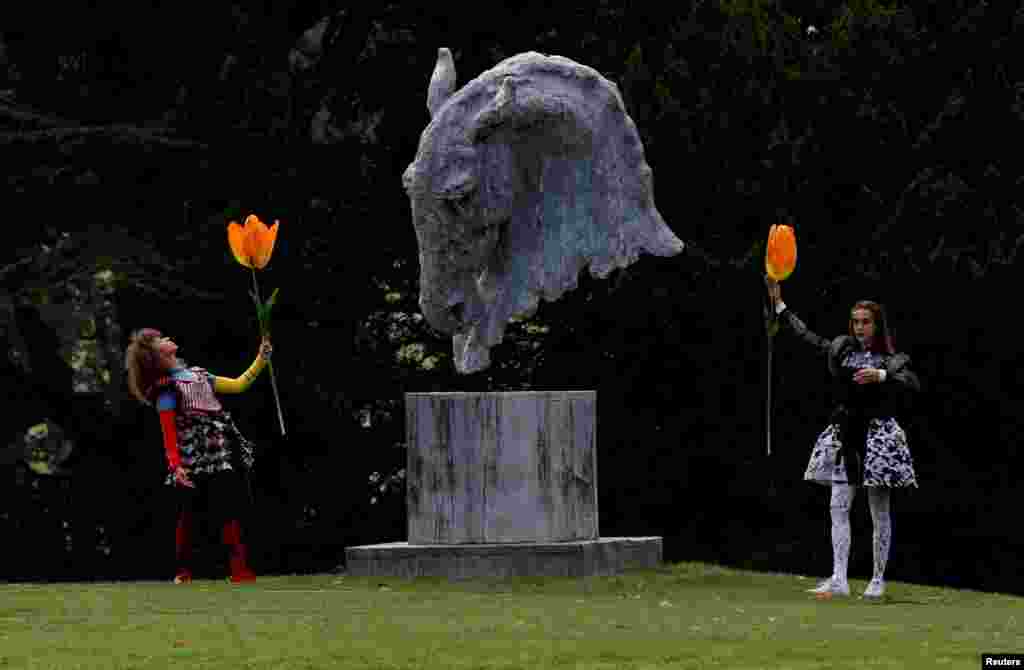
[{"xmin": 175, "ymin": 511, "xmax": 256, "ymax": 583}]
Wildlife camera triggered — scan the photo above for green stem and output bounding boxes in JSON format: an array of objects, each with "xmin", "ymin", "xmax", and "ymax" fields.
[
  {"xmin": 251, "ymin": 269, "xmax": 262, "ymax": 328},
  {"xmin": 766, "ymin": 334, "xmax": 773, "ymax": 457},
  {"xmin": 766, "ymin": 290, "xmax": 777, "ymax": 457},
  {"xmin": 252, "ymin": 268, "xmax": 286, "ymax": 436}
]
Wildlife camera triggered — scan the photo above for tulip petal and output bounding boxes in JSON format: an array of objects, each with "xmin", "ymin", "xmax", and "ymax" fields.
[
  {"xmin": 765, "ymin": 226, "xmax": 777, "ymax": 276},
  {"xmin": 259, "ymin": 221, "xmax": 278, "ymax": 268},
  {"xmin": 241, "ymin": 215, "xmax": 264, "ymax": 269},
  {"xmin": 227, "ymin": 222, "xmax": 253, "ymax": 268},
  {"xmin": 246, "ymin": 234, "xmax": 262, "ymax": 269},
  {"xmin": 248, "ymin": 216, "xmax": 273, "ymax": 270}
]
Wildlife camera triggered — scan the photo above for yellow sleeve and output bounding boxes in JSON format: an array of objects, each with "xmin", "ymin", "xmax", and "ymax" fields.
[{"xmin": 213, "ymin": 353, "xmax": 268, "ymax": 394}]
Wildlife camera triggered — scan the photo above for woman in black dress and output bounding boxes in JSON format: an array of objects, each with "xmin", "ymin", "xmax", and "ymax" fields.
[{"xmin": 766, "ymin": 276, "xmax": 920, "ymax": 599}]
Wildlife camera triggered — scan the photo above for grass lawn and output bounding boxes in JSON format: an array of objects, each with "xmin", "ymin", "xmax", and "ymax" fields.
[{"xmin": 0, "ymin": 561, "xmax": 1019, "ymax": 669}]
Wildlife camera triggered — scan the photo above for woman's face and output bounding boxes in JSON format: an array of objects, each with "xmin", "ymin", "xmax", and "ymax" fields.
[
  {"xmin": 155, "ymin": 336, "xmax": 179, "ymax": 369},
  {"xmin": 851, "ymin": 309, "xmax": 875, "ymax": 345}
]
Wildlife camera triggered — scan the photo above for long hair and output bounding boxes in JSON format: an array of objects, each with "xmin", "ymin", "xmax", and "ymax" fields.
[
  {"xmin": 848, "ymin": 300, "xmax": 896, "ymax": 354},
  {"xmin": 124, "ymin": 328, "xmax": 167, "ymax": 407}
]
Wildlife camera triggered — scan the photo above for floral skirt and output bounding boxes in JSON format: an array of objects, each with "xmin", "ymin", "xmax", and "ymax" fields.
[
  {"xmin": 804, "ymin": 417, "xmax": 918, "ymax": 488},
  {"xmin": 163, "ymin": 410, "xmax": 256, "ymax": 487}
]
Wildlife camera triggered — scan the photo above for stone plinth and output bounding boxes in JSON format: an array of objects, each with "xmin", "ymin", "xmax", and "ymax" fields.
[
  {"xmin": 345, "ymin": 537, "xmax": 663, "ymax": 580},
  {"xmin": 344, "ymin": 391, "xmax": 661, "ymax": 580},
  {"xmin": 406, "ymin": 391, "xmax": 597, "ymax": 544}
]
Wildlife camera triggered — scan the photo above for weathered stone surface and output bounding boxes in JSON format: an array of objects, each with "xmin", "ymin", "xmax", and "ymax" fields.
[
  {"xmin": 404, "ymin": 50, "xmax": 684, "ymax": 374},
  {"xmin": 406, "ymin": 391, "xmax": 597, "ymax": 544},
  {"xmin": 345, "ymin": 537, "xmax": 663, "ymax": 579}
]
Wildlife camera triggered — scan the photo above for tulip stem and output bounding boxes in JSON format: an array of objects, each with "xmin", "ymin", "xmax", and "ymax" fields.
[
  {"xmin": 766, "ymin": 331, "xmax": 772, "ymax": 457},
  {"xmin": 252, "ymin": 268, "xmax": 287, "ymax": 436},
  {"xmin": 766, "ymin": 291, "xmax": 776, "ymax": 457}
]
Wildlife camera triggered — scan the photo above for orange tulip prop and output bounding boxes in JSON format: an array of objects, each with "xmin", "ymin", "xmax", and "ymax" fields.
[
  {"xmin": 763, "ymin": 223, "xmax": 797, "ymax": 456},
  {"xmin": 227, "ymin": 214, "xmax": 286, "ymax": 436},
  {"xmin": 765, "ymin": 224, "xmax": 797, "ymax": 281}
]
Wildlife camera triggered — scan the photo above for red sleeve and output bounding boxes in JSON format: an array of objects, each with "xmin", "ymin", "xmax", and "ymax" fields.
[{"xmin": 159, "ymin": 410, "xmax": 181, "ymax": 471}]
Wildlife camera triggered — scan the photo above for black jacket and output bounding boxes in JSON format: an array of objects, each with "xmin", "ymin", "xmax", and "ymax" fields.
[{"xmin": 778, "ymin": 306, "xmax": 921, "ymax": 484}]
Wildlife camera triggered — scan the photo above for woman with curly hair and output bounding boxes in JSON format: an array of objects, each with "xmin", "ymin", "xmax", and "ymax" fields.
[
  {"xmin": 766, "ymin": 276, "xmax": 920, "ymax": 600},
  {"xmin": 125, "ymin": 328, "xmax": 271, "ymax": 583}
]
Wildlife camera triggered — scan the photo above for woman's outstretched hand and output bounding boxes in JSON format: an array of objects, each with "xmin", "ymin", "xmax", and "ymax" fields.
[
  {"xmin": 259, "ymin": 335, "xmax": 273, "ymax": 361},
  {"xmin": 853, "ymin": 368, "xmax": 883, "ymax": 385},
  {"xmin": 173, "ymin": 465, "xmax": 195, "ymax": 488}
]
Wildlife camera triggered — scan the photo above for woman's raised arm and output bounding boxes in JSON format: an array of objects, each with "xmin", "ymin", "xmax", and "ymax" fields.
[
  {"xmin": 213, "ymin": 337, "xmax": 272, "ymax": 394},
  {"xmin": 766, "ymin": 276, "xmax": 831, "ymax": 357}
]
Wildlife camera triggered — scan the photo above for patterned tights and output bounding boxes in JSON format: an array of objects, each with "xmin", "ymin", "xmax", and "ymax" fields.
[{"xmin": 829, "ymin": 484, "xmax": 891, "ymax": 583}]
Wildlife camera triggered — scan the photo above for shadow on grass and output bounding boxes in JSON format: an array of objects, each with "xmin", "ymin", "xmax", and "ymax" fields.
[{"xmin": 859, "ymin": 596, "xmax": 930, "ymax": 605}]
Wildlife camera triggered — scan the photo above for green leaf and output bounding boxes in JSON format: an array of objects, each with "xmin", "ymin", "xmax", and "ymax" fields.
[
  {"xmin": 263, "ymin": 288, "xmax": 279, "ymax": 314},
  {"xmin": 256, "ymin": 288, "xmax": 280, "ymax": 335}
]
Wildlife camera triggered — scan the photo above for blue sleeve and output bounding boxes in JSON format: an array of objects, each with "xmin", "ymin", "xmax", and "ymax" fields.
[{"xmin": 155, "ymin": 390, "xmax": 177, "ymax": 411}]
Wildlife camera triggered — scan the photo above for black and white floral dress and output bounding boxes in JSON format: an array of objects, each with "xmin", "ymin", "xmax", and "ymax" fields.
[
  {"xmin": 803, "ymin": 349, "xmax": 918, "ymax": 488},
  {"xmin": 777, "ymin": 306, "xmax": 920, "ymax": 489}
]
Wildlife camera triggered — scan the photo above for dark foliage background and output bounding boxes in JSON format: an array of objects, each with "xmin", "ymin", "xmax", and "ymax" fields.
[{"xmin": 1, "ymin": 1, "xmax": 1021, "ymax": 593}]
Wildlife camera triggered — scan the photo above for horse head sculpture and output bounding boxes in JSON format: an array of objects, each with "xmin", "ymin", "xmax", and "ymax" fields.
[{"xmin": 404, "ymin": 49, "xmax": 684, "ymax": 373}]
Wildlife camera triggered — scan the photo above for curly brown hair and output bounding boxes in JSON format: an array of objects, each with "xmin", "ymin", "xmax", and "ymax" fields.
[
  {"xmin": 124, "ymin": 328, "xmax": 167, "ymax": 406},
  {"xmin": 848, "ymin": 300, "xmax": 896, "ymax": 354}
]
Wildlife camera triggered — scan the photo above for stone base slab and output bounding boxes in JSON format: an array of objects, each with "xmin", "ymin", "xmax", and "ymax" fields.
[{"xmin": 344, "ymin": 536, "xmax": 662, "ymax": 580}]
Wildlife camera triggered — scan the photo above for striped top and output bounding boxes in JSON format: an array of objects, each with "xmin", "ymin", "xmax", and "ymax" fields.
[{"xmin": 155, "ymin": 367, "xmax": 223, "ymax": 413}]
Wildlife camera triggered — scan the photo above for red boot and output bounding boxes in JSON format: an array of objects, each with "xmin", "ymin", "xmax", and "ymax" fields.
[
  {"xmin": 222, "ymin": 519, "xmax": 256, "ymax": 583},
  {"xmin": 174, "ymin": 511, "xmax": 193, "ymax": 584}
]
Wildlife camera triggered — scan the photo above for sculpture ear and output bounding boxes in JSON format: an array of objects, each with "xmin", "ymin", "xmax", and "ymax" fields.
[{"xmin": 427, "ymin": 47, "xmax": 457, "ymax": 119}]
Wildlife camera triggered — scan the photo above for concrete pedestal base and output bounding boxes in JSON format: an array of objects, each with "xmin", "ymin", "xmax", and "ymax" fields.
[{"xmin": 345, "ymin": 536, "xmax": 662, "ymax": 580}]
